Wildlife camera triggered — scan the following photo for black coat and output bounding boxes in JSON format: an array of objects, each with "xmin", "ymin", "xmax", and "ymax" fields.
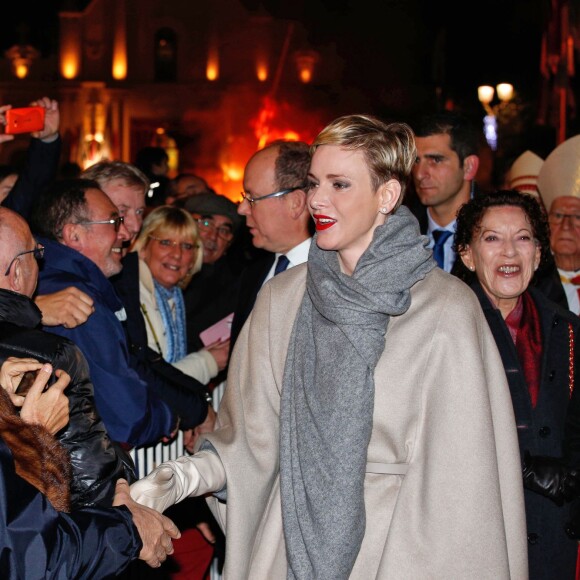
[
  {"xmin": 0, "ymin": 289, "xmax": 135, "ymax": 509},
  {"xmin": 472, "ymin": 282, "xmax": 580, "ymax": 580},
  {"xmin": 111, "ymin": 252, "xmax": 209, "ymax": 430},
  {"xmin": 230, "ymin": 252, "xmax": 275, "ymax": 351},
  {"xmin": 184, "ymin": 256, "xmax": 242, "ymax": 353}
]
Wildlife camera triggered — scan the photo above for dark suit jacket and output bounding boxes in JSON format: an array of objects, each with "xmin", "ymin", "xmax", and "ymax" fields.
[
  {"xmin": 184, "ymin": 256, "xmax": 243, "ymax": 353},
  {"xmin": 472, "ymin": 282, "xmax": 580, "ymax": 580},
  {"xmin": 229, "ymin": 252, "xmax": 275, "ymax": 350}
]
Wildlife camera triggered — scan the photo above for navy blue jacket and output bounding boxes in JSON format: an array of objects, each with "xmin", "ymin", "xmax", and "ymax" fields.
[
  {"xmin": 35, "ymin": 238, "xmax": 174, "ymax": 448},
  {"xmin": 0, "ymin": 436, "xmax": 140, "ymax": 579}
]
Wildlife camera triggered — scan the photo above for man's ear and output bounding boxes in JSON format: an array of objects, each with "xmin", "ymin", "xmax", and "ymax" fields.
[
  {"xmin": 8, "ymin": 259, "xmax": 24, "ymax": 293},
  {"xmin": 463, "ymin": 155, "xmax": 480, "ymax": 181},
  {"xmin": 61, "ymin": 223, "xmax": 82, "ymax": 250},
  {"xmin": 289, "ymin": 190, "xmax": 308, "ymax": 219},
  {"xmin": 379, "ymin": 179, "xmax": 402, "ymax": 214}
]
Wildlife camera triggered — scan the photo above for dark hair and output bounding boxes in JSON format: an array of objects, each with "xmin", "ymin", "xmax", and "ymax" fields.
[
  {"xmin": 134, "ymin": 146, "xmax": 169, "ymax": 174},
  {"xmin": 30, "ymin": 179, "xmax": 100, "ymax": 240},
  {"xmin": 454, "ymin": 189, "xmax": 551, "ymax": 283},
  {"xmin": 266, "ymin": 141, "xmax": 310, "ymax": 190},
  {"xmin": 413, "ymin": 111, "xmax": 480, "ymax": 166}
]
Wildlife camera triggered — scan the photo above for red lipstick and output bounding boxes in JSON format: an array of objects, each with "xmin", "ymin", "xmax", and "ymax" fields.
[{"xmin": 313, "ymin": 214, "xmax": 336, "ymax": 231}]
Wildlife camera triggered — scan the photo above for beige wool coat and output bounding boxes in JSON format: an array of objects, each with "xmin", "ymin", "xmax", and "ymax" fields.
[
  {"xmin": 199, "ymin": 264, "xmax": 528, "ymax": 579},
  {"xmin": 131, "ymin": 263, "xmax": 528, "ymax": 578}
]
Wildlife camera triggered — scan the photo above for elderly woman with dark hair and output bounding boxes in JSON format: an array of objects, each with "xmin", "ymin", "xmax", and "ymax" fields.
[{"xmin": 455, "ymin": 189, "xmax": 580, "ymax": 580}]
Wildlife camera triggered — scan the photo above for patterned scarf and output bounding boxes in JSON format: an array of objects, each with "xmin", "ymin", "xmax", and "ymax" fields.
[
  {"xmin": 280, "ymin": 206, "xmax": 435, "ymax": 580},
  {"xmin": 153, "ymin": 280, "xmax": 187, "ymax": 363}
]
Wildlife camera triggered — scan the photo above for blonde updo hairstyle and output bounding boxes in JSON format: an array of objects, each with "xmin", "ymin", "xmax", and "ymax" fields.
[
  {"xmin": 132, "ymin": 205, "xmax": 203, "ymax": 289},
  {"xmin": 310, "ymin": 114, "xmax": 417, "ymax": 212}
]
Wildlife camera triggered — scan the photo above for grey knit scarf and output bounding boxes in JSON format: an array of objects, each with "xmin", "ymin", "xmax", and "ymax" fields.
[{"xmin": 280, "ymin": 206, "xmax": 435, "ymax": 580}]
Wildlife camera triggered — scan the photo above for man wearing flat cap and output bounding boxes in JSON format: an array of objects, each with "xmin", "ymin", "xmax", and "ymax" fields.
[
  {"xmin": 183, "ymin": 192, "xmax": 246, "ymax": 353},
  {"xmin": 538, "ymin": 135, "xmax": 580, "ymax": 315}
]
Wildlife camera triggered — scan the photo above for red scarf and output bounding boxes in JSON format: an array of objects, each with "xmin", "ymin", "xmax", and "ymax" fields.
[{"xmin": 505, "ymin": 291, "xmax": 543, "ymax": 407}]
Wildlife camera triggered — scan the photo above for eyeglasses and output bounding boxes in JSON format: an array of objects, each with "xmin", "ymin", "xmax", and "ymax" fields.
[
  {"xmin": 77, "ymin": 216, "xmax": 125, "ymax": 232},
  {"xmin": 4, "ymin": 243, "xmax": 44, "ymax": 276},
  {"xmin": 149, "ymin": 236, "xmax": 197, "ymax": 251},
  {"xmin": 240, "ymin": 185, "xmax": 304, "ymax": 205},
  {"xmin": 548, "ymin": 212, "xmax": 580, "ymax": 226},
  {"xmin": 196, "ymin": 218, "xmax": 234, "ymax": 241}
]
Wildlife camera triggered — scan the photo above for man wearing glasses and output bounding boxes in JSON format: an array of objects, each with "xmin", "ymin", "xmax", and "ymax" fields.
[
  {"xmin": 183, "ymin": 192, "xmax": 243, "ymax": 352},
  {"xmin": 81, "ymin": 162, "xmax": 213, "ymax": 427},
  {"xmin": 79, "ymin": 162, "xmax": 219, "ymax": 579},
  {"xmin": 31, "ymin": 179, "xmax": 176, "ymax": 450},
  {"xmin": 538, "ymin": 134, "xmax": 580, "ymax": 315},
  {"xmin": 231, "ymin": 140, "xmax": 312, "ymax": 349},
  {"xmin": 0, "ymin": 204, "xmax": 138, "ymax": 510}
]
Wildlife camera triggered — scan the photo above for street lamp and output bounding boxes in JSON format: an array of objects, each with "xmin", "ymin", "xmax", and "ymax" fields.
[{"xmin": 477, "ymin": 83, "xmax": 514, "ymax": 150}]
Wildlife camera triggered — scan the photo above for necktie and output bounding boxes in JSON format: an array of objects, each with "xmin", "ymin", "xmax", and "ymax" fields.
[
  {"xmin": 560, "ymin": 272, "xmax": 580, "ymax": 305},
  {"xmin": 274, "ymin": 254, "xmax": 290, "ymax": 276},
  {"xmin": 432, "ymin": 229, "xmax": 452, "ymax": 269}
]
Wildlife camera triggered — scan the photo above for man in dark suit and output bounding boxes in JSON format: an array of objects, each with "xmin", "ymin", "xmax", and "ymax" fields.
[
  {"xmin": 231, "ymin": 140, "xmax": 312, "ymax": 349},
  {"xmin": 407, "ymin": 110, "xmax": 481, "ymax": 272}
]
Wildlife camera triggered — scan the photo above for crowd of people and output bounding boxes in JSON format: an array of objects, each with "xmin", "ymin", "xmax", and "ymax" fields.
[{"xmin": 0, "ymin": 96, "xmax": 579, "ymax": 580}]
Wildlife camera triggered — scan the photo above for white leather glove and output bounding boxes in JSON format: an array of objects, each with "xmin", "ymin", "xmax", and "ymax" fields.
[{"xmin": 130, "ymin": 449, "xmax": 226, "ymax": 514}]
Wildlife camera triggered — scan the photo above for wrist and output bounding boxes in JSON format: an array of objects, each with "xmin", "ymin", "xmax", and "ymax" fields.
[{"xmin": 38, "ymin": 133, "xmax": 59, "ymax": 144}]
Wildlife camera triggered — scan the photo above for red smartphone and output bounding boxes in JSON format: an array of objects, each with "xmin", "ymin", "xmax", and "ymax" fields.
[{"xmin": 4, "ymin": 106, "xmax": 45, "ymax": 135}]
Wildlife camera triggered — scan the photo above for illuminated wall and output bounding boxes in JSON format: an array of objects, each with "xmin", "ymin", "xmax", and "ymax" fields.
[
  {"xmin": 112, "ymin": 0, "xmax": 127, "ymax": 80},
  {"xmin": 59, "ymin": 12, "xmax": 82, "ymax": 79}
]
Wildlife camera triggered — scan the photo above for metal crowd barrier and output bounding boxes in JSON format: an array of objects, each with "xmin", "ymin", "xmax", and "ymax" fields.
[{"xmin": 130, "ymin": 381, "xmax": 227, "ymax": 580}]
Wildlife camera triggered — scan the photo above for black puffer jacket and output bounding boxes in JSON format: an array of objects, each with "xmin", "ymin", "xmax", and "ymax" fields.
[{"xmin": 0, "ymin": 288, "xmax": 135, "ymax": 508}]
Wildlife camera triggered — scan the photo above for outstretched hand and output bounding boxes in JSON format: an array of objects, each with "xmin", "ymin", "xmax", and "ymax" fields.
[
  {"xmin": 35, "ymin": 286, "xmax": 95, "ymax": 328},
  {"xmin": 114, "ymin": 479, "xmax": 181, "ymax": 568}
]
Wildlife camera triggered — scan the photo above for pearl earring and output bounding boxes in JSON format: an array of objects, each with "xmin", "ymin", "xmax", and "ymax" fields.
[{"xmin": 379, "ymin": 207, "xmax": 388, "ymax": 214}]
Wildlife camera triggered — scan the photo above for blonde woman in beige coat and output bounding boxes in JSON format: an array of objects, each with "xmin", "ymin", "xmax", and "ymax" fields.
[{"xmin": 131, "ymin": 115, "xmax": 528, "ymax": 579}]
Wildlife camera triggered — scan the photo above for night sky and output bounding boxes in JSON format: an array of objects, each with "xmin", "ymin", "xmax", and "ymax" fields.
[{"xmin": 3, "ymin": 0, "xmax": 550, "ymax": 116}]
